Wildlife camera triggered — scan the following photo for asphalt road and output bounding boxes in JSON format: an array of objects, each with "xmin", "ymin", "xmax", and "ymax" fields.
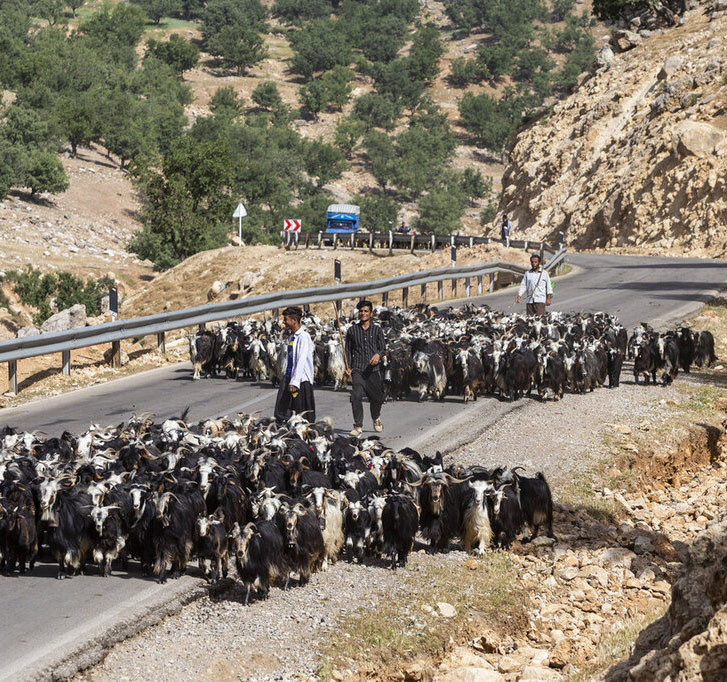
[{"xmin": 1, "ymin": 252, "xmax": 726, "ymax": 680}]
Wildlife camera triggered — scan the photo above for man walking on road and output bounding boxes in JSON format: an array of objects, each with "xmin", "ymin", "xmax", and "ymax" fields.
[
  {"xmin": 274, "ymin": 306, "xmax": 315, "ymax": 423},
  {"xmin": 500, "ymin": 214, "xmax": 513, "ymax": 248},
  {"xmin": 345, "ymin": 300, "xmax": 386, "ymax": 437},
  {"xmin": 516, "ymin": 254, "xmax": 553, "ymax": 315}
]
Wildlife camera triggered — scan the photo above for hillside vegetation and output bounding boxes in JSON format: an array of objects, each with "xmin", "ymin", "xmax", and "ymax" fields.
[{"xmin": 0, "ymin": 0, "xmax": 599, "ymax": 273}]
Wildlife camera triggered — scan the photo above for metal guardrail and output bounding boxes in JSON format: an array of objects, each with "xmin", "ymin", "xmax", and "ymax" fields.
[
  {"xmin": 0, "ymin": 247, "xmax": 566, "ymax": 395},
  {"xmin": 281, "ymin": 230, "xmax": 560, "ymax": 257}
]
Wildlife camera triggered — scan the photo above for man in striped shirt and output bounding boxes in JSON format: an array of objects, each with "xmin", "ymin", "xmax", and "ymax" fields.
[{"xmin": 345, "ymin": 300, "xmax": 386, "ymax": 437}]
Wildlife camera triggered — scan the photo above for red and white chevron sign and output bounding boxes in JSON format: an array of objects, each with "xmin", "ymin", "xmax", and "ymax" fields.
[{"xmin": 284, "ymin": 219, "xmax": 301, "ymax": 232}]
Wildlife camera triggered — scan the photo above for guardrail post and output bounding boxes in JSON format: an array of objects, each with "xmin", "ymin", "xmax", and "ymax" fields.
[
  {"xmin": 336, "ymin": 299, "xmax": 342, "ymax": 315},
  {"xmin": 294, "ymin": 232, "xmax": 300, "ymax": 250},
  {"xmin": 486, "ymin": 237, "xmax": 491, "ymax": 244},
  {"xmin": 382, "ymin": 291, "xmax": 389, "ymax": 306},
  {"xmin": 410, "ymin": 234, "xmax": 415, "ymax": 254},
  {"xmin": 62, "ymin": 350, "xmax": 71, "ymax": 376},
  {"xmin": 280, "ymin": 230, "xmax": 285, "ymax": 247},
  {"xmin": 272, "ymin": 308, "xmax": 279, "ymax": 320},
  {"xmin": 539, "ymin": 243, "xmax": 545, "ymax": 260},
  {"xmin": 452, "ymin": 277, "xmax": 457, "ymax": 297},
  {"xmin": 465, "ymin": 277, "xmax": 470, "ymax": 297},
  {"xmin": 558, "ymin": 231, "xmax": 564, "ymax": 249},
  {"xmin": 477, "ymin": 275, "xmax": 483, "ymax": 295},
  {"xmin": 8, "ymin": 360, "xmax": 17, "ymax": 395},
  {"xmin": 369, "ymin": 232, "xmax": 374, "ymax": 252},
  {"xmin": 157, "ymin": 331, "xmax": 166, "ymax": 355},
  {"xmin": 111, "ymin": 340, "xmax": 121, "ymax": 368},
  {"xmin": 421, "ymin": 283, "xmax": 427, "ymax": 302},
  {"xmin": 431, "ymin": 234, "xmax": 436, "ymax": 252},
  {"xmin": 350, "ymin": 233, "xmax": 355, "ymax": 250},
  {"xmin": 388, "ymin": 231, "xmax": 393, "ymax": 256},
  {"xmin": 402, "ymin": 287, "xmax": 408, "ymax": 308},
  {"xmin": 523, "ymin": 240, "xmax": 528, "ymax": 251},
  {"xmin": 318, "ymin": 232, "xmax": 323, "ymax": 249},
  {"xmin": 489, "ymin": 274, "xmax": 495, "ymax": 293},
  {"xmin": 437, "ymin": 280, "xmax": 443, "ymax": 300},
  {"xmin": 469, "ymin": 237, "xmax": 474, "ymax": 248},
  {"xmin": 333, "ymin": 236, "xmax": 338, "ymax": 250}
]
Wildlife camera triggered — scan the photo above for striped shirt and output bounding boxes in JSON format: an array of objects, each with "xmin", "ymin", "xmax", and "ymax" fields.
[{"xmin": 345, "ymin": 322, "xmax": 386, "ymax": 373}]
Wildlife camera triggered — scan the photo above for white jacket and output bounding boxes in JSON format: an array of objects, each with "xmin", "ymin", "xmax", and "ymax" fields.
[
  {"xmin": 288, "ymin": 327, "xmax": 315, "ymax": 388},
  {"xmin": 518, "ymin": 267, "xmax": 553, "ymax": 304}
]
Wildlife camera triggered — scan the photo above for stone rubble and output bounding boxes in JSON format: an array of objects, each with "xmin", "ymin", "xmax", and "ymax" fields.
[
  {"xmin": 411, "ymin": 422, "xmax": 727, "ymax": 682},
  {"xmin": 501, "ymin": 2, "xmax": 727, "ymax": 257}
]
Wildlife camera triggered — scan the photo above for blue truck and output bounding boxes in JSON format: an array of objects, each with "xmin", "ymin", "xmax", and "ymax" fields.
[{"xmin": 325, "ymin": 204, "xmax": 360, "ymax": 235}]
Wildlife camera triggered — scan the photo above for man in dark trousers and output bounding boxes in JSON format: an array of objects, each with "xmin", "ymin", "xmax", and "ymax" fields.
[
  {"xmin": 345, "ymin": 300, "xmax": 386, "ymax": 437},
  {"xmin": 274, "ymin": 306, "xmax": 315, "ymax": 424}
]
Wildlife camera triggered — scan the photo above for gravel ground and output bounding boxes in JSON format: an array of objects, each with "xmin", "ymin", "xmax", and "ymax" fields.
[{"xmin": 75, "ymin": 376, "xmax": 687, "ymax": 682}]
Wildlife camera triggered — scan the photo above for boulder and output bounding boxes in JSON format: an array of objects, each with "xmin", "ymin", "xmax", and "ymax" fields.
[
  {"xmin": 596, "ymin": 44, "xmax": 615, "ymax": 68},
  {"xmin": 207, "ymin": 280, "xmax": 226, "ymax": 301},
  {"xmin": 40, "ymin": 304, "xmax": 87, "ymax": 334},
  {"xmin": 658, "ymin": 55, "xmax": 684, "ymax": 80},
  {"xmin": 611, "ymin": 30, "xmax": 642, "ymax": 52},
  {"xmin": 672, "ymin": 120, "xmax": 725, "ymax": 158},
  {"xmin": 16, "ymin": 326, "xmax": 39, "ymax": 338}
]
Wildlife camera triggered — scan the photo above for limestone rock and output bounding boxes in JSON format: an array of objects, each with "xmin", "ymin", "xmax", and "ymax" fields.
[
  {"xmin": 596, "ymin": 44, "xmax": 615, "ymax": 68},
  {"xmin": 658, "ymin": 55, "xmax": 684, "ymax": 80},
  {"xmin": 16, "ymin": 325, "xmax": 39, "ymax": 338},
  {"xmin": 611, "ymin": 30, "xmax": 642, "ymax": 52},
  {"xmin": 207, "ymin": 280, "xmax": 226, "ymax": 301},
  {"xmin": 437, "ymin": 602, "xmax": 457, "ymax": 618},
  {"xmin": 672, "ymin": 120, "xmax": 725, "ymax": 158},
  {"xmin": 40, "ymin": 304, "xmax": 87, "ymax": 334}
]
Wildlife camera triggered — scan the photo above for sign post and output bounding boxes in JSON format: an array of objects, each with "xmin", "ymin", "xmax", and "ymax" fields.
[
  {"xmin": 233, "ymin": 202, "xmax": 247, "ymax": 246},
  {"xmin": 450, "ymin": 246, "xmax": 457, "ymax": 297},
  {"xmin": 109, "ymin": 287, "xmax": 118, "ymax": 321},
  {"xmin": 334, "ymin": 259, "xmax": 341, "ymax": 314}
]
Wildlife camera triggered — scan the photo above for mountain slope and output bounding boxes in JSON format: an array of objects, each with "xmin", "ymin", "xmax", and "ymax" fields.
[{"xmin": 500, "ymin": 2, "xmax": 727, "ymax": 256}]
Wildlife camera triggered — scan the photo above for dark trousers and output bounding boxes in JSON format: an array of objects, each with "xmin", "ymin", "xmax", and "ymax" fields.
[
  {"xmin": 351, "ymin": 369, "xmax": 383, "ymax": 427},
  {"xmin": 526, "ymin": 302, "xmax": 546, "ymax": 316},
  {"xmin": 274, "ymin": 379, "xmax": 315, "ymax": 423}
]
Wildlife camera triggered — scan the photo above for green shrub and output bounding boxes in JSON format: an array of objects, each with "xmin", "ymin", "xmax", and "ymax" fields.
[{"xmin": 6, "ymin": 267, "xmax": 114, "ymax": 324}]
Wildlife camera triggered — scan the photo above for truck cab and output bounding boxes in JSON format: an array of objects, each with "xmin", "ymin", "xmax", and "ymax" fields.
[{"xmin": 325, "ymin": 204, "xmax": 360, "ymax": 235}]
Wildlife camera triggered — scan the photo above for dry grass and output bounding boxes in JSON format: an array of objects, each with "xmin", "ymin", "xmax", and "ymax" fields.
[{"xmin": 317, "ymin": 551, "xmax": 528, "ymax": 679}]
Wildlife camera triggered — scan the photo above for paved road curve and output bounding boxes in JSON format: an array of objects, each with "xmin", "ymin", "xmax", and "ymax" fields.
[{"xmin": 0, "ymin": 252, "xmax": 725, "ymax": 680}]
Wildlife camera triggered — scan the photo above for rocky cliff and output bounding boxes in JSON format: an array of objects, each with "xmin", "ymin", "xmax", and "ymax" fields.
[{"xmin": 501, "ymin": 1, "xmax": 727, "ymax": 256}]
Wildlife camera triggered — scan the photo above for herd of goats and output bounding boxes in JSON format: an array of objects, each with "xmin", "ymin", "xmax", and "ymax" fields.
[
  {"xmin": 190, "ymin": 304, "xmax": 718, "ymax": 400},
  {"xmin": 0, "ymin": 411, "xmax": 554, "ymax": 599},
  {"xmin": 0, "ymin": 305, "xmax": 717, "ymax": 604}
]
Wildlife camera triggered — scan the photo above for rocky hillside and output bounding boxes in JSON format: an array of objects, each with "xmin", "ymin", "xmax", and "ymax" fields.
[{"xmin": 501, "ymin": 1, "xmax": 727, "ymax": 256}]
